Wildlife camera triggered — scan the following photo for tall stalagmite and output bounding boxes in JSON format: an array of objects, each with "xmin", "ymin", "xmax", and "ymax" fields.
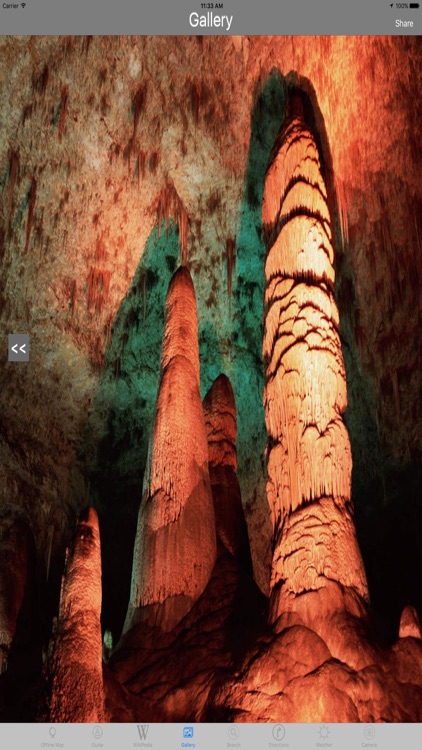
[
  {"xmin": 125, "ymin": 266, "xmax": 217, "ymax": 633},
  {"xmin": 47, "ymin": 507, "xmax": 104, "ymax": 722},
  {"xmin": 203, "ymin": 374, "xmax": 252, "ymax": 568},
  {"xmin": 262, "ymin": 95, "xmax": 369, "ymax": 626}
]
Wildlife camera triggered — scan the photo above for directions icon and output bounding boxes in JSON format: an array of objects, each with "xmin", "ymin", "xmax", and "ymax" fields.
[
  {"xmin": 272, "ymin": 724, "xmax": 285, "ymax": 740},
  {"xmin": 8, "ymin": 334, "xmax": 29, "ymax": 362}
]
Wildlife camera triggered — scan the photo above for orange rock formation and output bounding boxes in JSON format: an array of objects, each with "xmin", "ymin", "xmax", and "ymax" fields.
[
  {"xmin": 47, "ymin": 507, "xmax": 104, "ymax": 722},
  {"xmin": 124, "ymin": 267, "xmax": 217, "ymax": 632},
  {"xmin": 203, "ymin": 374, "xmax": 252, "ymax": 568},
  {"xmin": 262, "ymin": 95, "xmax": 368, "ymax": 629},
  {"xmin": 209, "ymin": 94, "xmax": 422, "ymax": 724},
  {"xmin": 399, "ymin": 605, "xmax": 422, "ymax": 640}
]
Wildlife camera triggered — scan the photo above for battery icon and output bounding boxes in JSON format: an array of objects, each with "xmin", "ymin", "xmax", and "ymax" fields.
[{"xmin": 410, "ymin": 2, "xmax": 420, "ymax": 6}]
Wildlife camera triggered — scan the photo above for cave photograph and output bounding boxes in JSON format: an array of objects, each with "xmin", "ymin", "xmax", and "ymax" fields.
[{"xmin": 0, "ymin": 35, "xmax": 421, "ymax": 723}]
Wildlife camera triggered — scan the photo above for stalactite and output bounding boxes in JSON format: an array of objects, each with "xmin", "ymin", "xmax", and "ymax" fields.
[
  {"xmin": 156, "ymin": 179, "xmax": 189, "ymax": 264},
  {"xmin": 262, "ymin": 94, "xmax": 368, "ymax": 625},
  {"xmin": 31, "ymin": 63, "xmax": 49, "ymax": 98},
  {"xmin": 58, "ymin": 86, "xmax": 68, "ymax": 143},
  {"xmin": 334, "ymin": 176, "xmax": 349, "ymax": 249},
  {"xmin": 24, "ymin": 177, "xmax": 36, "ymax": 255},
  {"xmin": 47, "ymin": 508, "xmax": 105, "ymax": 722},
  {"xmin": 125, "ymin": 85, "xmax": 147, "ymax": 165},
  {"xmin": 124, "ymin": 267, "xmax": 216, "ymax": 633},
  {"xmin": 226, "ymin": 236, "xmax": 236, "ymax": 307},
  {"xmin": 147, "ymin": 150, "xmax": 159, "ymax": 174},
  {"xmin": 139, "ymin": 150, "xmax": 146, "ymax": 179},
  {"xmin": 81, "ymin": 35, "xmax": 93, "ymax": 57},
  {"xmin": 95, "ymin": 236, "xmax": 106, "ymax": 263},
  {"xmin": 140, "ymin": 269, "xmax": 147, "ymax": 321},
  {"xmin": 190, "ymin": 81, "xmax": 201, "ymax": 128},
  {"xmin": 35, "ymin": 205, "xmax": 44, "ymax": 249},
  {"xmin": 87, "ymin": 267, "xmax": 111, "ymax": 314},
  {"xmin": 7, "ymin": 149, "xmax": 20, "ymax": 234},
  {"xmin": 132, "ymin": 84, "xmax": 147, "ymax": 138}
]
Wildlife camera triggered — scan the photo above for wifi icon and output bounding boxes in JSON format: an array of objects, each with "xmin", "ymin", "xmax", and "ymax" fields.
[{"xmin": 21, "ymin": 2, "xmax": 26, "ymax": 7}]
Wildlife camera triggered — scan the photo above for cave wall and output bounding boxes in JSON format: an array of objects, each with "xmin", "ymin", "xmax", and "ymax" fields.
[{"xmin": 0, "ymin": 36, "xmax": 421, "ymax": 642}]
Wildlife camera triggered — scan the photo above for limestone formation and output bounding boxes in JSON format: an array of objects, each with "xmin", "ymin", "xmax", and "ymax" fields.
[
  {"xmin": 47, "ymin": 507, "xmax": 104, "ymax": 722},
  {"xmin": 109, "ymin": 378, "xmax": 265, "ymax": 722},
  {"xmin": 125, "ymin": 267, "xmax": 217, "ymax": 632},
  {"xmin": 0, "ymin": 38, "xmax": 421, "ymax": 725},
  {"xmin": 262, "ymin": 95, "xmax": 369, "ymax": 626},
  {"xmin": 203, "ymin": 374, "xmax": 252, "ymax": 568}
]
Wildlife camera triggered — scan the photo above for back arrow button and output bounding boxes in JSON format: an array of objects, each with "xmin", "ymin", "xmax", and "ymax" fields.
[{"xmin": 8, "ymin": 334, "xmax": 30, "ymax": 362}]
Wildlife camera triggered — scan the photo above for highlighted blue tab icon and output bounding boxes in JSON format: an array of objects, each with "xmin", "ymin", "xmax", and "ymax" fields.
[{"xmin": 183, "ymin": 727, "xmax": 194, "ymax": 738}]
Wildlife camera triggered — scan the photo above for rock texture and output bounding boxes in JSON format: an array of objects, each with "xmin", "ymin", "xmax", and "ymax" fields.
[
  {"xmin": 46, "ymin": 507, "xmax": 105, "ymax": 722},
  {"xmin": 124, "ymin": 267, "xmax": 217, "ymax": 632},
  {"xmin": 0, "ymin": 517, "xmax": 30, "ymax": 674},
  {"xmin": 214, "ymin": 624, "xmax": 422, "ymax": 722}
]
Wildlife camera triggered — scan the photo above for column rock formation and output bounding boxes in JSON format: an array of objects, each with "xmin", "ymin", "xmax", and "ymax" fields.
[
  {"xmin": 262, "ymin": 95, "xmax": 369, "ymax": 628},
  {"xmin": 203, "ymin": 374, "xmax": 252, "ymax": 569},
  {"xmin": 46, "ymin": 507, "xmax": 105, "ymax": 722},
  {"xmin": 125, "ymin": 266, "xmax": 217, "ymax": 633}
]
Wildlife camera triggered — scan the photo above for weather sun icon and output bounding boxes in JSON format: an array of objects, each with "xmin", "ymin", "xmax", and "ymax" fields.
[{"xmin": 318, "ymin": 725, "xmax": 331, "ymax": 740}]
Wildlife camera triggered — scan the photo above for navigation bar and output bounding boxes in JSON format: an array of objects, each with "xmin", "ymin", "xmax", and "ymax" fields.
[
  {"xmin": 0, "ymin": 0, "xmax": 421, "ymax": 35},
  {"xmin": 0, "ymin": 722, "xmax": 419, "ymax": 750}
]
